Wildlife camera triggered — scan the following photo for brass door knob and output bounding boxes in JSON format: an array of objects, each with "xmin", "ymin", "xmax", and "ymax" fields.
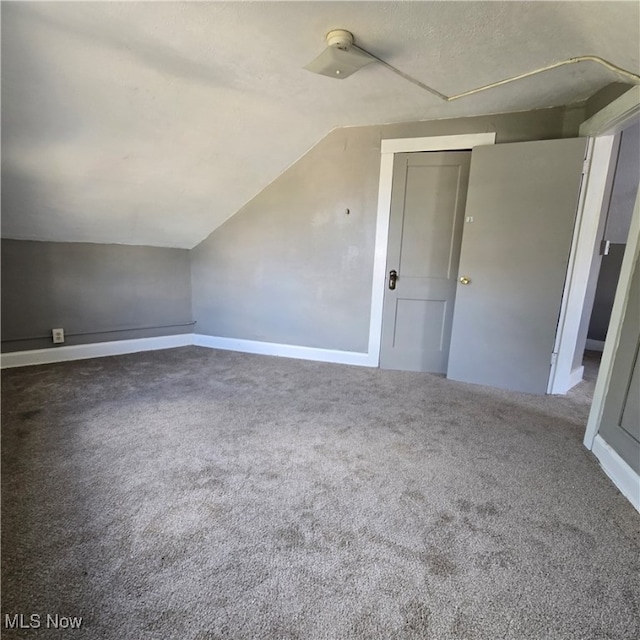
[{"xmin": 459, "ymin": 276, "xmax": 471, "ymax": 285}]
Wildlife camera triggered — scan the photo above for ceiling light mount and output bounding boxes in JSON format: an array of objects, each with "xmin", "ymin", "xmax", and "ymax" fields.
[
  {"xmin": 303, "ymin": 28, "xmax": 374, "ymax": 79},
  {"xmin": 325, "ymin": 29, "xmax": 354, "ymax": 52}
]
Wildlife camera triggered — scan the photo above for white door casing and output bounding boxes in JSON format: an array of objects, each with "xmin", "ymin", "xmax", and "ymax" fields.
[{"xmin": 368, "ymin": 133, "xmax": 496, "ymax": 366}]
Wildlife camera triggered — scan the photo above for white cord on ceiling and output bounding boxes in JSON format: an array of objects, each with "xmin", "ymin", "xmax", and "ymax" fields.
[{"xmin": 353, "ymin": 48, "xmax": 640, "ymax": 101}]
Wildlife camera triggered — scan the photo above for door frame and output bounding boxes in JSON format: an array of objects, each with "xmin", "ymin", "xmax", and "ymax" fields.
[
  {"xmin": 546, "ymin": 135, "xmax": 613, "ymax": 393},
  {"xmin": 549, "ymin": 87, "xmax": 640, "ymax": 398},
  {"xmin": 581, "ymin": 88, "xmax": 640, "ymax": 444},
  {"xmin": 565, "ymin": 86, "xmax": 639, "ymax": 511},
  {"xmin": 549, "ymin": 87, "xmax": 640, "ymax": 395},
  {"xmin": 367, "ymin": 133, "xmax": 496, "ymax": 365}
]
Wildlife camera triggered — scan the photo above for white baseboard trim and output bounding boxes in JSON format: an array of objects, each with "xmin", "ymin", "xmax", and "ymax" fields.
[
  {"xmin": 193, "ymin": 334, "xmax": 376, "ymax": 367},
  {"xmin": 549, "ymin": 365, "xmax": 584, "ymax": 395},
  {"xmin": 0, "ymin": 334, "xmax": 194, "ymax": 369},
  {"xmin": 585, "ymin": 339, "xmax": 606, "ymax": 352},
  {"xmin": 1, "ymin": 333, "xmax": 377, "ymax": 370},
  {"xmin": 568, "ymin": 365, "xmax": 584, "ymax": 391},
  {"xmin": 591, "ymin": 434, "xmax": 640, "ymax": 513}
]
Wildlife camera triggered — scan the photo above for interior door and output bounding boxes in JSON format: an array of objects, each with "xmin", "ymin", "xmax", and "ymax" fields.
[
  {"xmin": 598, "ymin": 254, "xmax": 639, "ymax": 473},
  {"xmin": 447, "ymin": 138, "xmax": 588, "ymax": 394},
  {"xmin": 380, "ymin": 151, "xmax": 471, "ymax": 372}
]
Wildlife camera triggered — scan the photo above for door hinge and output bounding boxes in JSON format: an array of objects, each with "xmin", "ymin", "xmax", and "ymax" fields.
[
  {"xmin": 551, "ymin": 352, "xmax": 558, "ymax": 366},
  {"xmin": 600, "ymin": 239, "xmax": 611, "ymax": 256},
  {"xmin": 582, "ymin": 159, "xmax": 591, "ymax": 174}
]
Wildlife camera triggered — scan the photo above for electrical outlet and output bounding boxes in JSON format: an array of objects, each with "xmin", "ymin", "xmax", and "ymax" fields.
[{"xmin": 52, "ymin": 328, "xmax": 65, "ymax": 344}]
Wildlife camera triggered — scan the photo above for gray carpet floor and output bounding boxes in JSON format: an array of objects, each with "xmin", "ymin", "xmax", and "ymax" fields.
[{"xmin": 1, "ymin": 346, "xmax": 638, "ymax": 639}]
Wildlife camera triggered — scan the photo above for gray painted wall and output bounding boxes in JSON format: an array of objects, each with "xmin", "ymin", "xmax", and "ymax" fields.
[
  {"xmin": 1, "ymin": 240, "xmax": 193, "ymax": 352},
  {"xmin": 191, "ymin": 106, "xmax": 583, "ymax": 353}
]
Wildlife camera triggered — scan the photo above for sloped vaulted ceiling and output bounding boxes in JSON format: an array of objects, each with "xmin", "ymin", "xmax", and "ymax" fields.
[{"xmin": 2, "ymin": 1, "xmax": 639, "ymax": 249}]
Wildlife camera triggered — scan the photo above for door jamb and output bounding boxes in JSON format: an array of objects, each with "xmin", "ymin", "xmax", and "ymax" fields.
[
  {"xmin": 367, "ymin": 133, "xmax": 496, "ymax": 366},
  {"xmin": 547, "ymin": 135, "xmax": 614, "ymax": 393},
  {"xmin": 548, "ymin": 87, "xmax": 640, "ymax": 395},
  {"xmin": 557, "ymin": 85, "xmax": 640, "ymax": 448}
]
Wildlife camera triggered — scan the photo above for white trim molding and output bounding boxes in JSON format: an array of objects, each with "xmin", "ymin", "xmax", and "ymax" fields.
[
  {"xmin": 548, "ymin": 135, "xmax": 615, "ymax": 394},
  {"xmin": 0, "ymin": 334, "xmax": 194, "ymax": 369},
  {"xmin": 547, "ymin": 365, "xmax": 584, "ymax": 395},
  {"xmin": 1, "ymin": 333, "xmax": 377, "ymax": 369},
  {"xmin": 368, "ymin": 132, "xmax": 497, "ymax": 365},
  {"xmin": 193, "ymin": 334, "xmax": 375, "ymax": 367},
  {"xmin": 380, "ymin": 133, "xmax": 496, "ymax": 155},
  {"xmin": 568, "ymin": 366, "xmax": 584, "ymax": 391},
  {"xmin": 592, "ymin": 435, "xmax": 640, "ymax": 513},
  {"xmin": 580, "ymin": 86, "xmax": 640, "ymax": 137}
]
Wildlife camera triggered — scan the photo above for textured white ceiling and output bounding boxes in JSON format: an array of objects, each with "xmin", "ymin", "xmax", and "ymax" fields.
[{"xmin": 2, "ymin": 1, "xmax": 639, "ymax": 248}]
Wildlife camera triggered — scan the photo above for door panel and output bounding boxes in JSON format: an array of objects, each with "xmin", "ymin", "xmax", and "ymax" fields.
[
  {"xmin": 380, "ymin": 151, "xmax": 471, "ymax": 372},
  {"xmin": 399, "ymin": 165, "xmax": 463, "ymax": 279},
  {"xmin": 447, "ymin": 138, "xmax": 588, "ymax": 394},
  {"xmin": 599, "ymin": 255, "xmax": 640, "ymax": 473},
  {"xmin": 394, "ymin": 299, "xmax": 447, "ymax": 351}
]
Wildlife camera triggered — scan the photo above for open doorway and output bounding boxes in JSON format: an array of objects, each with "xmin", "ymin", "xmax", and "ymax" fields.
[{"xmin": 573, "ymin": 119, "xmax": 639, "ymax": 392}]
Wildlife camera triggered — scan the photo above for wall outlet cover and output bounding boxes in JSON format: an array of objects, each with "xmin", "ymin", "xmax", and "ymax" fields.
[{"xmin": 52, "ymin": 328, "xmax": 65, "ymax": 344}]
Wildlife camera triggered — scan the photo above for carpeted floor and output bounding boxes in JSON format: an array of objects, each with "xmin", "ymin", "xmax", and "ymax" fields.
[{"xmin": 1, "ymin": 346, "xmax": 638, "ymax": 639}]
